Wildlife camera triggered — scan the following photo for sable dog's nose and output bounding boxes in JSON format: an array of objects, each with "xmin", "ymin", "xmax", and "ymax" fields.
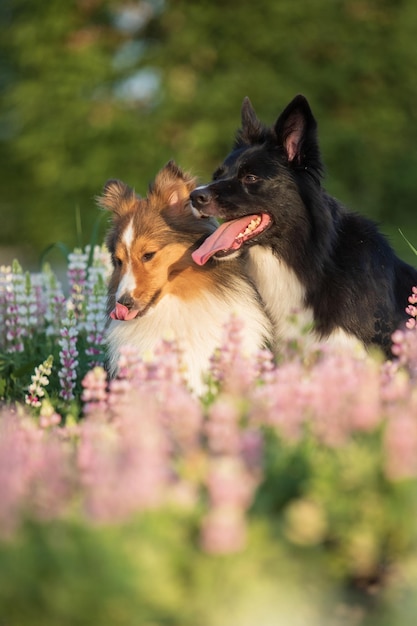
[
  {"xmin": 117, "ymin": 293, "xmax": 135, "ymax": 309},
  {"xmin": 190, "ymin": 187, "xmax": 211, "ymax": 209}
]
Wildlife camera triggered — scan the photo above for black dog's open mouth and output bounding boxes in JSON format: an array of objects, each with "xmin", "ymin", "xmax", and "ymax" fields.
[{"xmin": 192, "ymin": 213, "xmax": 271, "ymax": 265}]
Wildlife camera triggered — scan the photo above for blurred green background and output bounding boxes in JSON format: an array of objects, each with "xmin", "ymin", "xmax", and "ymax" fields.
[{"xmin": 1, "ymin": 0, "xmax": 417, "ymax": 268}]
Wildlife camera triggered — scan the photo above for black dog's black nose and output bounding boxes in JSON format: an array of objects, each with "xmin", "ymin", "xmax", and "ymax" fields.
[{"xmin": 190, "ymin": 187, "xmax": 211, "ymax": 209}]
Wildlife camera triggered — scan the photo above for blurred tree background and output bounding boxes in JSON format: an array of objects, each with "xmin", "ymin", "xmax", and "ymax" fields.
[{"xmin": 1, "ymin": 0, "xmax": 417, "ymax": 268}]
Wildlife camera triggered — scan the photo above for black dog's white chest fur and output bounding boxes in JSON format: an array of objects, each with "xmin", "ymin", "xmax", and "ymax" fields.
[{"xmin": 247, "ymin": 246, "xmax": 362, "ymax": 352}]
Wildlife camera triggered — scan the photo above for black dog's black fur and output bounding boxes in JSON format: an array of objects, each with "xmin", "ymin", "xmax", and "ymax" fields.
[{"xmin": 191, "ymin": 95, "xmax": 417, "ymax": 355}]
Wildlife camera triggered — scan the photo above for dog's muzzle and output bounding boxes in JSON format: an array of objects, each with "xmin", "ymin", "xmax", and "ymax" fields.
[{"xmin": 190, "ymin": 186, "xmax": 213, "ymax": 215}]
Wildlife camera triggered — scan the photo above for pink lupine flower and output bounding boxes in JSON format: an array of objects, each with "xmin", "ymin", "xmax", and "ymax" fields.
[
  {"xmin": 240, "ymin": 429, "xmax": 264, "ymax": 474},
  {"xmin": 38, "ymin": 399, "xmax": 62, "ymax": 429},
  {"xmin": 78, "ymin": 390, "xmax": 170, "ymax": 523},
  {"xmin": 405, "ymin": 286, "xmax": 417, "ymax": 329},
  {"xmin": 205, "ymin": 394, "xmax": 242, "ymax": 455},
  {"xmin": 0, "ymin": 411, "xmax": 72, "ymax": 535},
  {"xmin": 157, "ymin": 383, "xmax": 203, "ymax": 453},
  {"xmin": 384, "ymin": 409, "xmax": 417, "ymax": 480},
  {"xmin": 210, "ymin": 314, "xmax": 260, "ymax": 393},
  {"xmin": 81, "ymin": 366, "xmax": 108, "ymax": 415},
  {"xmin": 380, "ymin": 361, "xmax": 411, "ymax": 405},
  {"xmin": 250, "ymin": 361, "xmax": 308, "ymax": 442},
  {"xmin": 113, "ymin": 344, "xmax": 147, "ymax": 381},
  {"xmin": 0, "ymin": 411, "xmax": 33, "ymax": 534},
  {"xmin": 200, "ymin": 455, "xmax": 259, "ymax": 554},
  {"xmin": 206, "ymin": 457, "xmax": 256, "ymax": 509},
  {"xmin": 308, "ymin": 352, "xmax": 382, "ymax": 442},
  {"xmin": 391, "ymin": 328, "xmax": 417, "ymax": 378},
  {"xmin": 200, "ymin": 506, "xmax": 247, "ymax": 554}
]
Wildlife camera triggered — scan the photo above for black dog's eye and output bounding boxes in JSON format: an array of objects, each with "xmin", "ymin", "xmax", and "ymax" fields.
[
  {"xmin": 142, "ymin": 251, "xmax": 156, "ymax": 263},
  {"xmin": 243, "ymin": 174, "xmax": 259, "ymax": 184}
]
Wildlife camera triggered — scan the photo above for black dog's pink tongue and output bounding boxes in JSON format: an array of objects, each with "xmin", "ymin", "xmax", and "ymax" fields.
[{"xmin": 192, "ymin": 215, "xmax": 258, "ymax": 266}]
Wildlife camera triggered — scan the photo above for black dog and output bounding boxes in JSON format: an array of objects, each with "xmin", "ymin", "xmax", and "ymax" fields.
[{"xmin": 191, "ymin": 94, "xmax": 417, "ymax": 355}]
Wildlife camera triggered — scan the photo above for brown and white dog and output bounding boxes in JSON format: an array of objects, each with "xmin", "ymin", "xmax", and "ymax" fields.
[{"xmin": 97, "ymin": 161, "xmax": 272, "ymax": 395}]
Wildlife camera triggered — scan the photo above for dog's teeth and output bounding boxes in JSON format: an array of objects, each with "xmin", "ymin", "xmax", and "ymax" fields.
[{"xmin": 236, "ymin": 216, "xmax": 261, "ymax": 240}]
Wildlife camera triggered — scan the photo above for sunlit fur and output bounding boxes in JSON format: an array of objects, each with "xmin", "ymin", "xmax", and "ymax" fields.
[{"xmin": 97, "ymin": 161, "xmax": 272, "ymax": 395}]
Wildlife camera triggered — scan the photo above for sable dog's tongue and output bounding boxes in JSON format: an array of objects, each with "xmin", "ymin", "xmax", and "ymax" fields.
[
  {"xmin": 110, "ymin": 302, "xmax": 139, "ymax": 321},
  {"xmin": 192, "ymin": 215, "xmax": 258, "ymax": 266}
]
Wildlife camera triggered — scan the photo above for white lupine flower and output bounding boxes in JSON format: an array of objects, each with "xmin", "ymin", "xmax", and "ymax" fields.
[{"xmin": 25, "ymin": 355, "xmax": 54, "ymax": 408}]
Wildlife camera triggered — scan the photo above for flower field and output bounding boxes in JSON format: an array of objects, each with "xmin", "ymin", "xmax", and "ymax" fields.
[{"xmin": 1, "ymin": 247, "xmax": 417, "ymax": 625}]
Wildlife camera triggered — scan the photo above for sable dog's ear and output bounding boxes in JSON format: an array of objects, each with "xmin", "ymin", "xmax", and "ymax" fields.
[
  {"xmin": 149, "ymin": 160, "xmax": 197, "ymax": 210},
  {"xmin": 274, "ymin": 94, "xmax": 319, "ymax": 164},
  {"xmin": 235, "ymin": 97, "xmax": 266, "ymax": 146},
  {"xmin": 96, "ymin": 179, "xmax": 136, "ymax": 216}
]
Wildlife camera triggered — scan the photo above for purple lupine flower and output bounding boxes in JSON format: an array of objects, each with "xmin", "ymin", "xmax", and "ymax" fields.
[
  {"xmin": 0, "ymin": 264, "xmax": 12, "ymax": 349},
  {"xmin": 41, "ymin": 263, "xmax": 66, "ymax": 337},
  {"xmin": 19, "ymin": 271, "xmax": 42, "ymax": 337},
  {"xmin": 30, "ymin": 272, "xmax": 48, "ymax": 328},
  {"xmin": 67, "ymin": 248, "xmax": 88, "ymax": 319},
  {"xmin": 58, "ymin": 304, "xmax": 79, "ymax": 401},
  {"xmin": 84, "ymin": 277, "xmax": 107, "ymax": 368},
  {"xmin": 3, "ymin": 260, "xmax": 27, "ymax": 353},
  {"xmin": 84, "ymin": 246, "xmax": 111, "ymax": 367},
  {"xmin": 3, "ymin": 266, "xmax": 42, "ymax": 350}
]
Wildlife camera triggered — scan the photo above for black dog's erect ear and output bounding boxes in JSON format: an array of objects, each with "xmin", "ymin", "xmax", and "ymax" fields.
[
  {"xmin": 235, "ymin": 97, "xmax": 268, "ymax": 147},
  {"xmin": 274, "ymin": 95, "xmax": 319, "ymax": 165}
]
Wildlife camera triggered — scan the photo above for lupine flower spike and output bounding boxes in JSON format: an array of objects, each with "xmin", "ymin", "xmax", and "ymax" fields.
[{"xmin": 25, "ymin": 355, "xmax": 54, "ymax": 408}]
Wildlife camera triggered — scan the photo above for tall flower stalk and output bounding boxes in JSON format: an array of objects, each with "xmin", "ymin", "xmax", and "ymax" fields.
[
  {"xmin": 67, "ymin": 248, "xmax": 88, "ymax": 320},
  {"xmin": 58, "ymin": 304, "xmax": 79, "ymax": 401},
  {"xmin": 83, "ymin": 246, "xmax": 110, "ymax": 368},
  {"xmin": 3, "ymin": 261, "xmax": 27, "ymax": 353},
  {"xmin": 25, "ymin": 355, "xmax": 54, "ymax": 408}
]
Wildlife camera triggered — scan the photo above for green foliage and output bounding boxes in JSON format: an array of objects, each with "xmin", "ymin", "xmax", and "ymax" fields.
[{"xmin": 2, "ymin": 0, "xmax": 417, "ymax": 264}]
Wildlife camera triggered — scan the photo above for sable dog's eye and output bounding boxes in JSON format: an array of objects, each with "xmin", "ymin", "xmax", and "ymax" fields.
[
  {"xmin": 243, "ymin": 174, "xmax": 259, "ymax": 184},
  {"xmin": 113, "ymin": 256, "xmax": 122, "ymax": 268},
  {"xmin": 142, "ymin": 251, "xmax": 156, "ymax": 263}
]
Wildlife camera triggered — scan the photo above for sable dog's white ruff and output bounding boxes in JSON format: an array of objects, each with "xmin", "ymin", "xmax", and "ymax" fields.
[{"xmin": 106, "ymin": 280, "xmax": 271, "ymax": 397}]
